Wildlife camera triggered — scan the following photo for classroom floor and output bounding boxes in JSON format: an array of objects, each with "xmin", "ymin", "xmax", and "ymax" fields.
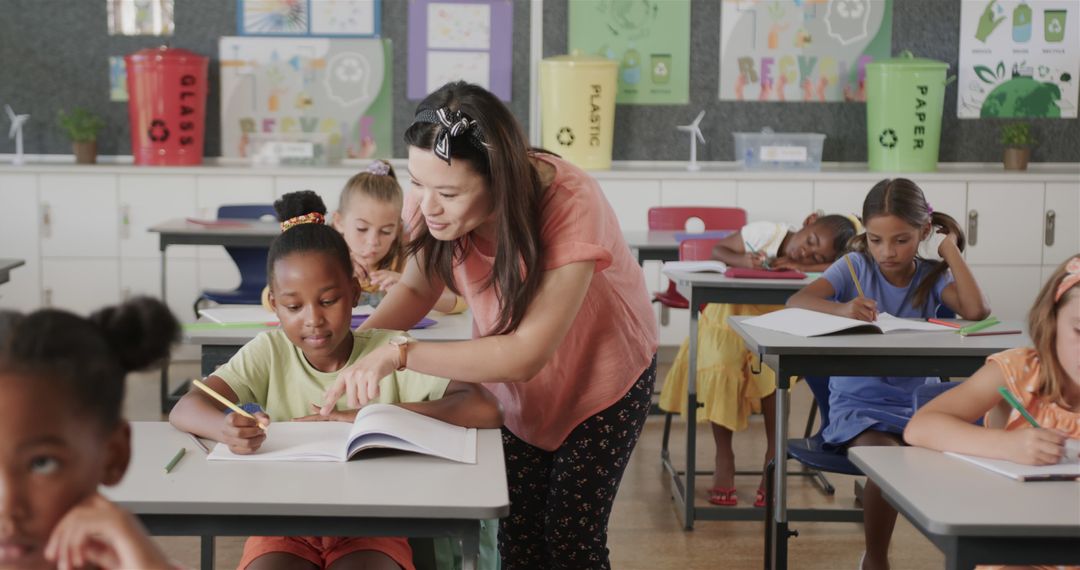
[{"xmin": 123, "ymin": 358, "xmax": 945, "ymax": 570}]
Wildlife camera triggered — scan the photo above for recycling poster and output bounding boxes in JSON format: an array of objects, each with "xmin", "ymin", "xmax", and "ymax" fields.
[
  {"xmin": 719, "ymin": 0, "xmax": 893, "ymax": 102},
  {"xmin": 568, "ymin": 0, "xmax": 691, "ymax": 105},
  {"xmin": 958, "ymin": 0, "xmax": 1079, "ymax": 118}
]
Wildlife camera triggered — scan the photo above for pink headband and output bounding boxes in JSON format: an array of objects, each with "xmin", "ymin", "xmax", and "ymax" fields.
[{"xmin": 1056, "ymin": 257, "xmax": 1080, "ymax": 302}]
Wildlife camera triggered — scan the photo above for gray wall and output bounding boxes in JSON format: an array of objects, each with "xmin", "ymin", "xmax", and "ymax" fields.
[{"xmin": 3, "ymin": 0, "xmax": 1076, "ymax": 162}]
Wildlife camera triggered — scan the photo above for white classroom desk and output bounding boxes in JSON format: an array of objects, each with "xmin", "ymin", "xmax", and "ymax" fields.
[
  {"xmin": 728, "ymin": 316, "xmax": 1029, "ymax": 570},
  {"xmin": 850, "ymin": 447, "xmax": 1080, "ymax": 569},
  {"xmin": 184, "ymin": 309, "xmax": 474, "ymax": 379},
  {"xmin": 662, "ymin": 269, "xmax": 818, "ymax": 530},
  {"xmin": 106, "ymin": 422, "xmax": 509, "ymax": 570},
  {"xmin": 0, "ymin": 258, "xmax": 25, "ymax": 286}
]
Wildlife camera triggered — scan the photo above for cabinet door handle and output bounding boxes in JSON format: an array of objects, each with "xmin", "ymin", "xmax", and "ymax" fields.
[
  {"xmin": 120, "ymin": 204, "xmax": 131, "ymax": 240},
  {"xmin": 41, "ymin": 203, "xmax": 52, "ymax": 239},
  {"xmin": 1044, "ymin": 210, "xmax": 1056, "ymax": 247},
  {"xmin": 967, "ymin": 210, "xmax": 978, "ymax": 246}
]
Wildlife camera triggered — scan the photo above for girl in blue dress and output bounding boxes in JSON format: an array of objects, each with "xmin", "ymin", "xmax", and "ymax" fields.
[{"xmin": 788, "ymin": 178, "xmax": 991, "ymax": 570}]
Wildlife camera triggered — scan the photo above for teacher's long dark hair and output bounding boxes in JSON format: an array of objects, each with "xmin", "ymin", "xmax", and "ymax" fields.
[{"xmin": 404, "ymin": 81, "xmax": 546, "ymax": 335}]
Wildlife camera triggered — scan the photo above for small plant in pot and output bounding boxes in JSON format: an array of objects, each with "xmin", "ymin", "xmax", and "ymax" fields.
[
  {"xmin": 57, "ymin": 108, "xmax": 105, "ymax": 164},
  {"xmin": 1000, "ymin": 122, "xmax": 1036, "ymax": 171}
]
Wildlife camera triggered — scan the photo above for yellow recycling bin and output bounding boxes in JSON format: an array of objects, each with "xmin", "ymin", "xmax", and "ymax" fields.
[{"xmin": 540, "ymin": 54, "xmax": 617, "ymax": 170}]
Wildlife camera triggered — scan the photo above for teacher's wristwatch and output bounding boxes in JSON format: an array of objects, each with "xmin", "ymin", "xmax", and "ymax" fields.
[{"xmin": 389, "ymin": 335, "xmax": 412, "ymax": 371}]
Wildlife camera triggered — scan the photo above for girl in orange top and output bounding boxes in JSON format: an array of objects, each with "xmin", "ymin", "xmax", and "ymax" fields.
[
  {"xmin": 321, "ymin": 82, "xmax": 658, "ymax": 568},
  {"xmin": 906, "ymin": 256, "xmax": 1080, "ymax": 570}
]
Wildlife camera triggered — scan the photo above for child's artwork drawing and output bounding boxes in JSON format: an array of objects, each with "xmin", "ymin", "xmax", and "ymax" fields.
[
  {"xmin": 109, "ymin": 56, "xmax": 129, "ymax": 102},
  {"xmin": 958, "ymin": 0, "xmax": 1078, "ymax": 118},
  {"xmin": 107, "ymin": 0, "xmax": 175, "ymax": 36},
  {"xmin": 719, "ymin": 0, "xmax": 894, "ymax": 103},
  {"xmin": 219, "ymin": 37, "xmax": 393, "ymax": 160},
  {"xmin": 239, "ymin": 0, "xmax": 380, "ymax": 37},
  {"xmin": 407, "ymin": 0, "xmax": 512, "ymax": 101}
]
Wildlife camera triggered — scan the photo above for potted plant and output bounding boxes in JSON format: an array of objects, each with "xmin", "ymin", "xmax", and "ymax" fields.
[
  {"xmin": 1000, "ymin": 122, "xmax": 1036, "ymax": 171},
  {"xmin": 57, "ymin": 108, "xmax": 105, "ymax": 164}
]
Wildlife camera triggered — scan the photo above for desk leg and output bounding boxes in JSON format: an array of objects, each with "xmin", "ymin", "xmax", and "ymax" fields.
[
  {"xmin": 770, "ymin": 361, "xmax": 792, "ymax": 570},
  {"xmin": 461, "ymin": 523, "xmax": 480, "ymax": 570},
  {"xmin": 200, "ymin": 535, "xmax": 214, "ymax": 570},
  {"xmin": 683, "ymin": 294, "xmax": 700, "ymax": 530},
  {"xmin": 159, "ymin": 244, "xmax": 170, "ymax": 414}
]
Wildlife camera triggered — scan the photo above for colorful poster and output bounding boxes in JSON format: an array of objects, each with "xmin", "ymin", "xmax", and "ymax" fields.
[
  {"xmin": 108, "ymin": 56, "xmax": 129, "ymax": 102},
  {"xmin": 407, "ymin": 0, "xmax": 513, "ymax": 101},
  {"xmin": 568, "ymin": 0, "xmax": 691, "ymax": 105},
  {"xmin": 219, "ymin": 37, "xmax": 393, "ymax": 160},
  {"xmin": 238, "ymin": 0, "xmax": 380, "ymax": 37},
  {"xmin": 958, "ymin": 0, "xmax": 1079, "ymax": 118},
  {"xmin": 719, "ymin": 0, "xmax": 893, "ymax": 102}
]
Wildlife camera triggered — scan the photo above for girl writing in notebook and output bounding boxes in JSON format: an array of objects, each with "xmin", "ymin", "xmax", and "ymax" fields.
[
  {"xmin": 906, "ymin": 256, "xmax": 1079, "ymax": 470},
  {"xmin": 0, "ymin": 298, "xmax": 180, "ymax": 569},
  {"xmin": 787, "ymin": 178, "xmax": 990, "ymax": 570},
  {"xmin": 659, "ymin": 213, "xmax": 859, "ymax": 507},
  {"xmin": 261, "ymin": 160, "xmax": 465, "ymax": 314},
  {"xmin": 171, "ymin": 190, "xmax": 501, "ymax": 570},
  {"xmin": 324, "ymin": 82, "xmax": 658, "ymax": 569}
]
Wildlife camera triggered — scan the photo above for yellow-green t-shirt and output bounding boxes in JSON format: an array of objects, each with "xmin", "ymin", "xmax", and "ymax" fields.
[{"xmin": 214, "ymin": 328, "xmax": 449, "ymax": 422}]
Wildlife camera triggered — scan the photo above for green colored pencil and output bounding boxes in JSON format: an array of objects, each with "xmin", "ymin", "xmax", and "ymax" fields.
[
  {"xmin": 958, "ymin": 316, "xmax": 1000, "ymax": 336},
  {"xmin": 164, "ymin": 447, "xmax": 186, "ymax": 474},
  {"xmin": 745, "ymin": 241, "xmax": 771, "ymax": 269},
  {"xmin": 997, "ymin": 386, "xmax": 1040, "ymax": 428}
]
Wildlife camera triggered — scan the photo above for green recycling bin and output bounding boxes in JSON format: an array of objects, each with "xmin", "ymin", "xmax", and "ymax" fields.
[{"xmin": 866, "ymin": 54, "xmax": 950, "ymax": 172}]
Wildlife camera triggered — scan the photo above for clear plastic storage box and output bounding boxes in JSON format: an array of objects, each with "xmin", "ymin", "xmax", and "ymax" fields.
[{"xmin": 732, "ymin": 129, "xmax": 825, "ymax": 171}]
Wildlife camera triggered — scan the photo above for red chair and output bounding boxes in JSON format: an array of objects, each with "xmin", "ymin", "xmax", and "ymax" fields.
[{"xmin": 650, "ymin": 207, "xmax": 745, "ymax": 315}]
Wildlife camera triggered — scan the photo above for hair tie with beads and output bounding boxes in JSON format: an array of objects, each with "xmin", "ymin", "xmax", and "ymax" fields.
[
  {"xmin": 1055, "ymin": 257, "xmax": 1080, "ymax": 302},
  {"xmin": 280, "ymin": 211, "xmax": 325, "ymax": 233}
]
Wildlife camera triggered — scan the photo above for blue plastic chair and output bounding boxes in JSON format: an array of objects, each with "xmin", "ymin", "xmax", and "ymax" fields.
[{"xmin": 194, "ymin": 204, "xmax": 276, "ymax": 313}]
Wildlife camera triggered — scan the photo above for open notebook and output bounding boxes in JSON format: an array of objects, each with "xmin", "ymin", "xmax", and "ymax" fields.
[
  {"xmin": 946, "ymin": 443, "xmax": 1080, "ymax": 481},
  {"xmin": 662, "ymin": 260, "xmax": 727, "ymax": 273},
  {"xmin": 741, "ymin": 308, "xmax": 956, "ymax": 337},
  {"xmin": 207, "ymin": 404, "xmax": 477, "ymax": 464}
]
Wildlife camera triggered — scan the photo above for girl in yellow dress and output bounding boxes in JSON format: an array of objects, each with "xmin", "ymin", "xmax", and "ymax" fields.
[{"xmin": 659, "ymin": 213, "xmax": 859, "ymax": 507}]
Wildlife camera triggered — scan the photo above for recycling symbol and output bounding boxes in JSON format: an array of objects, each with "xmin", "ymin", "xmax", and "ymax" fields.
[
  {"xmin": 654, "ymin": 62, "xmax": 669, "ymax": 77},
  {"xmin": 335, "ymin": 57, "xmax": 364, "ymax": 83},
  {"xmin": 556, "ymin": 127, "xmax": 575, "ymax": 146},
  {"xmin": 148, "ymin": 119, "xmax": 169, "ymax": 143},
  {"xmin": 1048, "ymin": 19, "xmax": 1063, "ymax": 34},
  {"xmin": 878, "ymin": 128, "xmax": 897, "ymax": 149},
  {"xmin": 835, "ymin": 0, "xmax": 865, "ymax": 19}
]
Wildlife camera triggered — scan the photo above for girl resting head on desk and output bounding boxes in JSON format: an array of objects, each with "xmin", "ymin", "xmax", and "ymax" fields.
[
  {"xmin": 906, "ymin": 255, "xmax": 1080, "ymax": 466},
  {"xmin": 0, "ymin": 297, "xmax": 180, "ymax": 569}
]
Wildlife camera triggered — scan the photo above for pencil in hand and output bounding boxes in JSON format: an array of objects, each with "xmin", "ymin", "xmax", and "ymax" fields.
[
  {"xmin": 191, "ymin": 379, "xmax": 268, "ymax": 431},
  {"xmin": 997, "ymin": 386, "xmax": 1041, "ymax": 428},
  {"xmin": 844, "ymin": 254, "xmax": 865, "ymax": 298}
]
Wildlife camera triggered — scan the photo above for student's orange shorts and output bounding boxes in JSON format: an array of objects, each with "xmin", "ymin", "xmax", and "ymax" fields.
[{"xmin": 238, "ymin": 535, "xmax": 414, "ymax": 569}]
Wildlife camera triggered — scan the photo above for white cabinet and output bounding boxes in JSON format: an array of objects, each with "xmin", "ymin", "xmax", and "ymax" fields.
[
  {"xmin": 0, "ymin": 174, "xmax": 41, "ymax": 310},
  {"xmin": 42, "ymin": 258, "xmax": 120, "ymax": 315},
  {"xmin": 121, "ymin": 258, "xmax": 199, "ymax": 323},
  {"xmin": 596, "ymin": 180, "xmax": 661, "ymax": 232},
  {"xmin": 965, "ymin": 183, "xmax": 1044, "ymax": 265},
  {"xmin": 275, "ymin": 175, "xmax": 348, "ymax": 212},
  {"xmin": 119, "ymin": 174, "xmax": 198, "ymax": 259},
  {"xmin": 660, "ymin": 181, "xmax": 737, "ymax": 207},
  {"xmin": 1043, "ymin": 183, "xmax": 1079, "ymax": 267},
  {"xmin": 970, "ymin": 265, "xmax": 1042, "ymax": 322},
  {"xmin": 39, "ymin": 174, "xmax": 119, "ymax": 258},
  {"xmin": 737, "ymin": 181, "xmax": 813, "ymax": 226},
  {"xmin": 812, "ymin": 181, "xmax": 869, "ymax": 217}
]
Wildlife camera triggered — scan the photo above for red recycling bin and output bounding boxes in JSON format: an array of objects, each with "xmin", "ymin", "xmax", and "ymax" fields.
[{"xmin": 125, "ymin": 47, "xmax": 208, "ymax": 165}]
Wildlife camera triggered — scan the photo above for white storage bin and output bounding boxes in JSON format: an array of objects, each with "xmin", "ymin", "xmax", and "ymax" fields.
[{"xmin": 733, "ymin": 129, "xmax": 825, "ymax": 171}]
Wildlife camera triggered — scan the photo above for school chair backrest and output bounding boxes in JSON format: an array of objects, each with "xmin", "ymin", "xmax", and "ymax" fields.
[
  {"xmin": 787, "ymin": 376, "xmax": 864, "ymax": 476},
  {"xmin": 679, "ymin": 238, "xmax": 726, "ymax": 262},
  {"xmin": 648, "ymin": 206, "xmax": 746, "ymax": 231},
  {"xmin": 195, "ymin": 204, "xmax": 277, "ymax": 309}
]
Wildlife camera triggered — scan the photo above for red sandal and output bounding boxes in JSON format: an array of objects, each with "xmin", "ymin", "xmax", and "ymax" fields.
[
  {"xmin": 754, "ymin": 488, "xmax": 767, "ymax": 508},
  {"xmin": 708, "ymin": 486, "xmax": 738, "ymax": 506}
]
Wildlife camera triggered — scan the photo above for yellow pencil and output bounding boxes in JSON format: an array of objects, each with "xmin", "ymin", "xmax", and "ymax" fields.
[
  {"xmin": 845, "ymin": 254, "xmax": 865, "ymax": 298},
  {"xmin": 191, "ymin": 379, "xmax": 268, "ymax": 431}
]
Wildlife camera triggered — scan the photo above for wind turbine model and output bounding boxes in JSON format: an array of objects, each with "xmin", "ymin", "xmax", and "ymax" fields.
[
  {"xmin": 676, "ymin": 110, "xmax": 706, "ymax": 171},
  {"xmin": 5, "ymin": 105, "xmax": 29, "ymax": 166}
]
